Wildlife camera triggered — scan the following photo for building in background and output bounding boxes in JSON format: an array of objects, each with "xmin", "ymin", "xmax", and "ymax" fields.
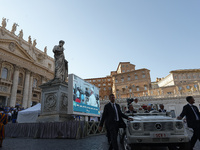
[
  {"xmin": 111, "ymin": 62, "xmax": 151, "ymax": 99},
  {"xmin": 149, "ymin": 69, "xmax": 200, "ymax": 96},
  {"xmin": 85, "ymin": 62, "xmax": 151, "ymax": 100},
  {"xmin": 0, "ymin": 19, "xmax": 54, "ymax": 108},
  {"xmin": 86, "ymin": 62, "xmax": 200, "ymax": 101},
  {"xmin": 85, "ymin": 76, "xmax": 112, "ymax": 100}
]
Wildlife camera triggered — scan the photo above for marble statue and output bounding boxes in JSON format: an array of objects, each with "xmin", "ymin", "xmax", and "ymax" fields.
[
  {"xmin": 28, "ymin": 36, "xmax": 32, "ymax": 44},
  {"xmin": 1, "ymin": 18, "xmax": 7, "ymax": 29},
  {"xmin": 44, "ymin": 46, "xmax": 47, "ymax": 54},
  {"xmin": 52, "ymin": 40, "xmax": 68, "ymax": 82},
  {"xmin": 11, "ymin": 23, "xmax": 18, "ymax": 34},
  {"xmin": 18, "ymin": 29, "xmax": 23, "ymax": 39},
  {"xmin": 41, "ymin": 40, "xmax": 68, "ymax": 86},
  {"xmin": 33, "ymin": 39, "xmax": 37, "ymax": 47}
]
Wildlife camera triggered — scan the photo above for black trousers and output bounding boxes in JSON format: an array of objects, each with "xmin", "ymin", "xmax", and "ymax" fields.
[
  {"xmin": 108, "ymin": 121, "xmax": 119, "ymax": 150},
  {"xmin": 191, "ymin": 121, "xmax": 200, "ymax": 148},
  {"xmin": 105, "ymin": 124, "xmax": 111, "ymax": 143}
]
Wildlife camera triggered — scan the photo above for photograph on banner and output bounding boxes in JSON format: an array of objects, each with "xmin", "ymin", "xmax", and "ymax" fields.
[{"xmin": 70, "ymin": 74, "xmax": 100, "ymax": 115}]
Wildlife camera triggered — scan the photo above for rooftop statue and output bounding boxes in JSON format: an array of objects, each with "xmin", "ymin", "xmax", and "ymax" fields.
[
  {"xmin": 44, "ymin": 46, "xmax": 47, "ymax": 54},
  {"xmin": 33, "ymin": 39, "xmax": 37, "ymax": 47},
  {"xmin": 11, "ymin": 23, "xmax": 18, "ymax": 34},
  {"xmin": 18, "ymin": 29, "xmax": 23, "ymax": 39},
  {"xmin": 1, "ymin": 18, "xmax": 7, "ymax": 29},
  {"xmin": 28, "ymin": 36, "xmax": 32, "ymax": 44}
]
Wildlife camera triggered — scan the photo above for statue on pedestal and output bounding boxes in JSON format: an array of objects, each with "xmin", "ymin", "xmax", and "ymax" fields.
[
  {"xmin": 53, "ymin": 40, "xmax": 68, "ymax": 82},
  {"xmin": 38, "ymin": 40, "xmax": 70, "ymax": 122},
  {"xmin": 43, "ymin": 40, "xmax": 68, "ymax": 85}
]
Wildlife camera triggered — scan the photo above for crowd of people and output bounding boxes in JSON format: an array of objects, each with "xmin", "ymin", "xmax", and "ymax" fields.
[
  {"xmin": 125, "ymin": 98, "xmax": 166, "ymax": 114},
  {"xmin": 1, "ymin": 106, "xmax": 24, "ymax": 123},
  {"xmin": 0, "ymin": 106, "xmax": 26, "ymax": 147}
]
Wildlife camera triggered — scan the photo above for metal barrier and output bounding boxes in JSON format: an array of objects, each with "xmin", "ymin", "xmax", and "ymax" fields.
[{"xmin": 76, "ymin": 121, "xmax": 106, "ymax": 139}]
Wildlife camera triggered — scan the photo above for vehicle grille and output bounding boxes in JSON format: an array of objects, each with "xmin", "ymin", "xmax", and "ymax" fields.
[
  {"xmin": 143, "ymin": 122, "xmax": 173, "ymax": 131},
  {"xmin": 153, "ymin": 138, "xmax": 169, "ymax": 142}
]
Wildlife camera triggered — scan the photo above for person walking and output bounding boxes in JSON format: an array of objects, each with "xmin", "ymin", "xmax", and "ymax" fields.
[
  {"xmin": 177, "ymin": 96, "xmax": 200, "ymax": 149},
  {"xmin": 99, "ymin": 94, "xmax": 133, "ymax": 150}
]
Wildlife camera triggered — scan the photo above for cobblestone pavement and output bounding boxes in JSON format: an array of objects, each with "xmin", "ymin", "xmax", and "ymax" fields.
[{"xmin": 1, "ymin": 133, "xmax": 200, "ymax": 150}]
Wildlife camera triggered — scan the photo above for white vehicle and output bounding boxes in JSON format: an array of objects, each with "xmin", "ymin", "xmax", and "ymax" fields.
[{"xmin": 119, "ymin": 112, "xmax": 190, "ymax": 150}]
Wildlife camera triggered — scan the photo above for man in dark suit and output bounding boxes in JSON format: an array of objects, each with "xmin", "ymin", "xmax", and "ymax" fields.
[
  {"xmin": 99, "ymin": 94, "xmax": 133, "ymax": 150},
  {"xmin": 177, "ymin": 96, "xmax": 200, "ymax": 149},
  {"xmin": 158, "ymin": 104, "xmax": 166, "ymax": 112}
]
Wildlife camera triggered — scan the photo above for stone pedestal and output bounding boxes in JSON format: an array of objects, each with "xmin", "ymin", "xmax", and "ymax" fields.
[{"xmin": 37, "ymin": 82, "xmax": 73, "ymax": 122}]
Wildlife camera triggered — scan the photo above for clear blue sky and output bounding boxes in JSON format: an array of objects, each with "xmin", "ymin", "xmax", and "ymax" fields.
[{"xmin": 0, "ymin": 0, "xmax": 200, "ymax": 81}]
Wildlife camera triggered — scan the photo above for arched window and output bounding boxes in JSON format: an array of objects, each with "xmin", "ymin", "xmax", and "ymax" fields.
[
  {"xmin": 33, "ymin": 78, "xmax": 37, "ymax": 88},
  {"xmin": 1, "ymin": 67, "xmax": 8, "ymax": 79}
]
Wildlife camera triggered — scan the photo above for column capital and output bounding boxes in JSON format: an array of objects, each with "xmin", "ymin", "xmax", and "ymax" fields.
[
  {"xmin": 25, "ymin": 69, "xmax": 31, "ymax": 75},
  {"xmin": 13, "ymin": 64, "xmax": 20, "ymax": 71},
  {"xmin": 30, "ymin": 72, "xmax": 35, "ymax": 77},
  {"xmin": 41, "ymin": 75, "xmax": 47, "ymax": 80}
]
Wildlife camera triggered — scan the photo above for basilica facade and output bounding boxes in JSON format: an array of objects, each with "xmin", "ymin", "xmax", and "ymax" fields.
[{"xmin": 0, "ymin": 18, "xmax": 54, "ymax": 108}]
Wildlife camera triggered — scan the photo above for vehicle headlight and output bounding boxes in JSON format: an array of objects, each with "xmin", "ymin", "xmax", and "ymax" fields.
[
  {"xmin": 175, "ymin": 122, "xmax": 183, "ymax": 129},
  {"xmin": 132, "ymin": 123, "xmax": 141, "ymax": 130}
]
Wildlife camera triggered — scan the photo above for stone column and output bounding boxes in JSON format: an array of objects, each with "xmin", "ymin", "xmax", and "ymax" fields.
[
  {"xmin": 27, "ymin": 73, "xmax": 33, "ymax": 108},
  {"xmin": 10, "ymin": 65, "xmax": 20, "ymax": 107},
  {"xmin": 22, "ymin": 70, "xmax": 30, "ymax": 108},
  {"xmin": 5, "ymin": 97, "xmax": 8, "ymax": 106},
  {"xmin": 0, "ymin": 58, "xmax": 3, "ymax": 76}
]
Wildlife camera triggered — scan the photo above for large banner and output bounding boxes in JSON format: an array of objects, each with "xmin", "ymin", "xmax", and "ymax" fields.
[{"xmin": 69, "ymin": 74, "xmax": 100, "ymax": 116}]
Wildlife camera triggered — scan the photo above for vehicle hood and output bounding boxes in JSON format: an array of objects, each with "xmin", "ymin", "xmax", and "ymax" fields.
[{"xmin": 132, "ymin": 115, "xmax": 174, "ymax": 121}]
